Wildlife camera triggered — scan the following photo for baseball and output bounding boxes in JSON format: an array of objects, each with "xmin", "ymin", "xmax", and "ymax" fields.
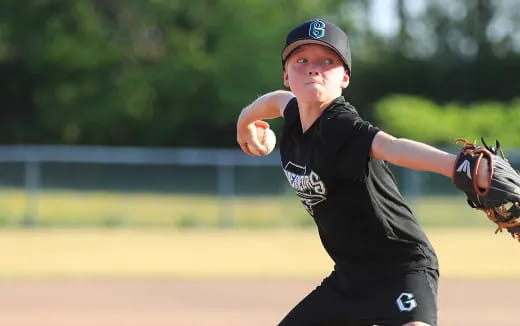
[{"xmin": 247, "ymin": 126, "xmax": 276, "ymax": 156}]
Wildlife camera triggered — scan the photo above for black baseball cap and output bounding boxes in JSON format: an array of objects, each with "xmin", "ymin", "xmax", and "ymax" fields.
[{"xmin": 281, "ymin": 19, "xmax": 352, "ymax": 76}]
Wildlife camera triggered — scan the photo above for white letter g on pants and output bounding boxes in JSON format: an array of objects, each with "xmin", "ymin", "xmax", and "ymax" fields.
[{"xmin": 396, "ymin": 292, "xmax": 417, "ymax": 312}]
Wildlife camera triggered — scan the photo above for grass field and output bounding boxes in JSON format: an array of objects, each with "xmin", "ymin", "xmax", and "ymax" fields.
[
  {"xmin": 0, "ymin": 228, "xmax": 519, "ymax": 280},
  {"xmin": 1, "ymin": 188, "xmax": 515, "ymax": 280},
  {"xmin": 0, "ymin": 188, "xmax": 490, "ymax": 228}
]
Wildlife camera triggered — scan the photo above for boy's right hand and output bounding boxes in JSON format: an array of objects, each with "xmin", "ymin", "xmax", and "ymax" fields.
[
  {"xmin": 237, "ymin": 120, "xmax": 270, "ymax": 156},
  {"xmin": 236, "ymin": 90, "xmax": 293, "ymax": 155}
]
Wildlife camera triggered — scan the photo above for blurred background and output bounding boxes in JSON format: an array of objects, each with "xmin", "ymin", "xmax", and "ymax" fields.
[{"xmin": 0, "ymin": 0, "xmax": 520, "ymax": 325}]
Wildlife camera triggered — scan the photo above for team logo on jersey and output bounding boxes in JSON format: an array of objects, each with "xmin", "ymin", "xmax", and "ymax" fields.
[
  {"xmin": 456, "ymin": 159, "xmax": 472, "ymax": 179},
  {"xmin": 283, "ymin": 161, "xmax": 327, "ymax": 216},
  {"xmin": 309, "ymin": 20, "xmax": 326, "ymax": 39},
  {"xmin": 396, "ymin": 292, "xmax": 417, "ymax": 312}
]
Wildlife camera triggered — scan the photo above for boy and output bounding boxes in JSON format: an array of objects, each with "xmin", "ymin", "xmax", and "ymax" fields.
[{"xmin": 236, "ymin": 19, "xmax": 489, "ymax": 326}]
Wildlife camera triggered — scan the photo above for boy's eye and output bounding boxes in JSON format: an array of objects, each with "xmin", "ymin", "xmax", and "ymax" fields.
[
  {"xmin": 296, "ymin": 58, "xmax": 307, "ymax": 63},
  {"xmin": 324, "ymin": 58, "xmax": 334, "ymax": 65}
]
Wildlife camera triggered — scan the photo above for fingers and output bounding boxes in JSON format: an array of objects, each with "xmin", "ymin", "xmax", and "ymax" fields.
[
  {"xmin": 240, "ymin": 142, "xmax": 267, "ymax": 156},
  {"xmin": 244, "ymin": 138, "xmax": 268, "ymax": 156},
  {"xmin": 253, "ymin": 144, "xmax": 268, "ymax": 155},
  {"xmin": 254, "ymin": 120, "xmax": 270, "ymax": 129},
  {"xmin": 237, "ymin": 120, "xmax": 269, "ymax": 156},
  {"xmin": 238, "ymin": 142, "xmax": 254, "ymax": 156}
]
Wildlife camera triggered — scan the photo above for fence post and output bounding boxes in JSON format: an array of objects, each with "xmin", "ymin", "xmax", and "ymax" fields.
[
  {"xmin": 402, "ymin": 168, "xmax": 421, "ymax": 211},
  {"xmin": 24, "ymin": 160, "xmax": 40, "ymax": 226},
  {"xmin": 217, "ymin": 155, "xmax": 235, "ymax": 227}
]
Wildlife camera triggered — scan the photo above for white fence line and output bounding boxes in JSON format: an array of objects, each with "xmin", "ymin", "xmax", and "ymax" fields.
[{"xmin": 0, "ymin": 145, "xmax": 281, "ymax": 166}]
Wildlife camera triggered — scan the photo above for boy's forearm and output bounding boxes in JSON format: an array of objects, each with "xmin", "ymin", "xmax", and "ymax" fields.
[
  {"xmin": 237, "ymin": 90, "xmax": 292, "ymax": 126},
  {"xmin": 372, "ymin": 133, "xmax": 490, "ymax": 188},
  {"xmin": 382, "ymin": 138, "xmax": 456, "ymax": 177},
  {"xmin": 237, "ymin": 102, "xmax": 278, "ymax": 127}
]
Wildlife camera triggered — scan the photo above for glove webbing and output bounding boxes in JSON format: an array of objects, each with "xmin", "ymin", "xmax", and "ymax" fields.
[{"xmin": 486, "ymin": 204, "xmax": 520, "ymax": 240}]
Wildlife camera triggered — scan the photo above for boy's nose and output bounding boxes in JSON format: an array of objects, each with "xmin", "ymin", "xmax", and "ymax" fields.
[{"xmin": 308, "ymin": 71, "xmax": 319, "ymax": 76}]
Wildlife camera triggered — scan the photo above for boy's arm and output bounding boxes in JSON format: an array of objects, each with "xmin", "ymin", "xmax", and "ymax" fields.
[
  {"xmin": 371, "ymin": 131, "xmax": 490, "ymax": 188},
  {"xmin": 237, "ymin": 90, "xmax": 294, "ymax": 155}
]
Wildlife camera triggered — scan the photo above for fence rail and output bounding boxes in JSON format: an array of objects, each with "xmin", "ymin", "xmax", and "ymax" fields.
[{"xmin": 0, "ymin": 145, "xmax": 281, "ymax": 166}]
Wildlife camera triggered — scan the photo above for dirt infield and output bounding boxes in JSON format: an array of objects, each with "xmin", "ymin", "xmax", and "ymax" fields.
[{"xmin": 0, "ymin": 278, "xmax": 516, "ymax": 326}]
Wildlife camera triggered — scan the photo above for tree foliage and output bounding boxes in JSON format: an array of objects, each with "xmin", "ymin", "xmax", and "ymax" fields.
[
  {"xmin": 374, "ymin": 95, "xmax": 520, "ymax": 146},
  {"xmin": 0, "ymin": 0, "xmax": 348, "ymax": 146},
  {"xmin": 0, "ymin": 0, "xmax": 519, "ymax": 147}
]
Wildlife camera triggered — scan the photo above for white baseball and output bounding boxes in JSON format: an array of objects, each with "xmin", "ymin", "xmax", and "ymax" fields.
[{"xmin": 247, "ymin": 126, "xmax": 276, "ymax": 156}]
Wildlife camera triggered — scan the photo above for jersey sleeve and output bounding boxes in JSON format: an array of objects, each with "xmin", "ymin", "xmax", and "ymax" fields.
[
  {"xmin": 281, "ymin": 98, "xmax": 300, "ymax": 135},
  {"xmin": 282, "ymin": 97, "xmax": 298, "ymax": 119},
  {"xmin": 330, "ymin": 111, "xmax": 380, "ymax": 178}
]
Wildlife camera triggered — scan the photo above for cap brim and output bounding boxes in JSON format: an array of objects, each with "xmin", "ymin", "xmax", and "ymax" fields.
[{"xmin": 281, "ymin": 39, "xmax": 343, "ymax": 63}]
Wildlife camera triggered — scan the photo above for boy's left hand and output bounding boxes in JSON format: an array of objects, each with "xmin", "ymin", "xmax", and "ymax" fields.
[{"xmin": 453, "ymin": 138, "xmax": 520, "ymax": 241}]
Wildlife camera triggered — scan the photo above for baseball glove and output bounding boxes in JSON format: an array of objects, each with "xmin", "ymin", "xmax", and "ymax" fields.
[{"xmin": 453, "ymin": 137, "xmax": 520, "ymax": 241}]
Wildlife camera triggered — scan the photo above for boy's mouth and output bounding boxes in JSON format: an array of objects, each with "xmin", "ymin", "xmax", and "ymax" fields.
[{"xmin": 305, "ymin": 80, "xmax": 324, "ymax": 86}]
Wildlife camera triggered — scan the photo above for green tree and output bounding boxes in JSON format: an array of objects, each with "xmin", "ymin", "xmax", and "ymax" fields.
[
  {"xmin": 1, "ymin": 0, "xmax": 520, "ymax": 147},
  {"xmin": 0, "ymin": 0, "xmax": 347, "ymax": 146},
  {"xmin": 374, "ymin": 94, "xmax": 520, "ymax": 147}
]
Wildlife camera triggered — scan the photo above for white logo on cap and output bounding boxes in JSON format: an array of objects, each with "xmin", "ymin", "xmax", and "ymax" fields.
[{"xmin": 309, "ymin": 20, "xmax": 325, "ymax": 39}]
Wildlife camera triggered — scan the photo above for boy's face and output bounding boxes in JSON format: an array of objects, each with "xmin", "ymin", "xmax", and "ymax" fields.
[{"xmin": 283, "ymin": 44, "xmax": 349, "ymax": 104}]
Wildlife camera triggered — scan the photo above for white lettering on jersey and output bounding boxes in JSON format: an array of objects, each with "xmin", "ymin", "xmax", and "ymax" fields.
[
  {"xmin": 456, "ymin": 159, "xmax": 472, "ymax": 179},
  {"xmin": 283, "ymin": 162, "xmax": 327, "ymax": 216}
]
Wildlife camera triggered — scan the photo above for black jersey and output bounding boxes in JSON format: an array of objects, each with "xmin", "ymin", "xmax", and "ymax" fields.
[{"xmin": 280, "ymin": 96, "xmax": 438, "ymax": 275}]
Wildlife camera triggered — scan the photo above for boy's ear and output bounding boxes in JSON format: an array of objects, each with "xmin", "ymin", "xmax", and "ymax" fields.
[
  {"xmin": 341, "ymin": 72, "xmax": 350, "ymax": 89},
  {"xmin": 283, "ymin": 69, "xmax": 290, "ymax": 87}
]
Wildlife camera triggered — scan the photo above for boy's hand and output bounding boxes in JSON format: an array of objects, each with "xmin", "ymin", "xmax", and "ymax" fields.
[
  {"xmin": 236, "ymin": 90, "xmax": 292, "ymax": 155},
  {"xmin": 237, "ymin": 120, "xmax": 270, "ymax": 156}
]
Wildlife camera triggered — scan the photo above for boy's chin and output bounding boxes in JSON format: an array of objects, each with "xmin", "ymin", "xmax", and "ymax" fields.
[{"xmin": 295, "ymin": 90, "xmax": 333, "ymax": 104}]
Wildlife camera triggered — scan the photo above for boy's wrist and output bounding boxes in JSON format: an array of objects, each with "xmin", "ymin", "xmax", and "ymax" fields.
[{"xmin": 237, "ymin": 106, "xmax": 253, "ymax": 128}]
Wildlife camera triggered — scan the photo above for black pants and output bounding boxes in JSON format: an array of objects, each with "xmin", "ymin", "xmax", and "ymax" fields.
[{"xmin": 278, "ymin": 268, "xmax": 438, "ymax": 326}]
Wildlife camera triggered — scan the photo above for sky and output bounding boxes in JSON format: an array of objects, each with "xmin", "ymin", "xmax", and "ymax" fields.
[{"xmin": 368, "ymin": 0, "xmax": 520, "ymax": 53}]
